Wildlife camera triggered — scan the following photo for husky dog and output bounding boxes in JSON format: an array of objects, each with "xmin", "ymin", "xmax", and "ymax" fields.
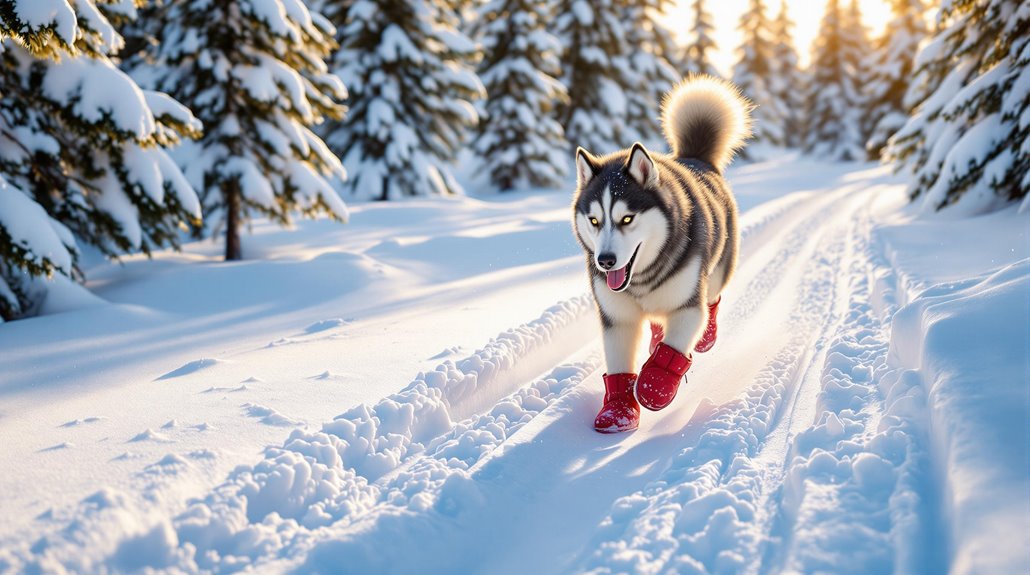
[{"xmin": 572, "ymin": 76, "xmax": 752, "ymax": 433}]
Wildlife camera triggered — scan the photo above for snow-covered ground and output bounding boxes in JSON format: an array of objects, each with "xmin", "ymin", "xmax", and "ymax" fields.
[{"xmin": 0, "ymin": 156, "xmax": 1026, "ymax": 573}]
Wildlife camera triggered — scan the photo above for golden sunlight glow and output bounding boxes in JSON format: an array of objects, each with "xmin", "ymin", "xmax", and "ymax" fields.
[{"xmin": 662, "ymin": 0, "xmax": 894, "ymax": 74}]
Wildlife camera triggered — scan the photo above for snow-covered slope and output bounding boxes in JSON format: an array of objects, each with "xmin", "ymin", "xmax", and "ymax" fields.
[{"xmin": 0, "ymin": 156, "xmax": 1026, "ymax": 573}]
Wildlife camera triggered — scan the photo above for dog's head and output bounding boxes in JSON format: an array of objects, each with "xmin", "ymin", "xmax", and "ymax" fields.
[{"xmin": 572, "ymin": 143, "xmax": 669, "ymax": 293}]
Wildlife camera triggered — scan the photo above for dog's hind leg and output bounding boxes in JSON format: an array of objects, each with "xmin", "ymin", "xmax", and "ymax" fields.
[
  {"xmin": 695, "ymin": 297, "xmax": 721, "ymax": 353},
  {"xmin": 648, "ymin": 322, "xmax": 665, "ymax": 355},
  {"xmin": 635, "ymin": 306, "xmax": 706, "ymax": 411},
  {"xmin": 661, "ymin": 305, "xmax": 707, "ymax": 355}
]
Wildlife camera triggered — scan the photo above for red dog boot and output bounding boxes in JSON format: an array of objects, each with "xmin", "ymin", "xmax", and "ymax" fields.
[
  {"xmin": 635, "ymin": 343, "xmax": 692, "ymax": 411},
  {"xmin": 694, "ymin": 297, "xmax": 721, "ymax": 353},
  {"xmin": 594, "ymin": 373, "xmax": 640, "ymax": 433},
  {"xmin": 649, "ymin": 322, "xmax": 664, "ymax": 355}
]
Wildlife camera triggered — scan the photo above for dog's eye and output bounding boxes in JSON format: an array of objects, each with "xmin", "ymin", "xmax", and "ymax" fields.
[
  {"xmin": 589, "ymin": 217, "xmax": 600, "ymax": 228},
  {"xmin": 621, "ymin": 215, "xmax": 634, "ymax": 226}
]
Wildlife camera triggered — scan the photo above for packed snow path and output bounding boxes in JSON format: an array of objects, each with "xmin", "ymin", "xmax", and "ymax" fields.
[{"xmin": 2, "ymin": 159, "xmax": 1026, "ymax": 573}]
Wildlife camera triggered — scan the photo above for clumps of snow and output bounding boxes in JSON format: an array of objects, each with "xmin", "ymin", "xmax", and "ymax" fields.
[
  {"xmin": 304, "ymin": 318, "xmax": 350, "ymax": 334},
  {"xmin": 150, "ymin": 454, "xmax": 190, "ymax": 468},
  {"xmin": 193, "ymin": 423, "xmax": 215, "ymax": 432},
  {"xmin": 148, "ymin": 296, "xmax": 595, "ymax": 570},
  {"xmin": 432, "ymin": 472, "xmax": 484, "ymax": 518},
  {"xmin": 294, "ymin": 357, "xmax": 599, "ymax": 572},
  {"xmin": 241, "ymin": 403, "xmax": 302, "ymax": 427},
  {"xmin": 309, "ymin": 370, "xmax": 347, "ymax": 381},
  {"xmin": 419, "ymin": 359, "xmax": 596, "ymax": 471},
  {"xmin": 240, "ymin": 376, "xmax": 263, "ymax": 384},
  {"xmin": 160, "ymin": 420, "xmax": 177, "ymax": 430},
  {"xmin": 305, "ymin": 295, "xmax": 593, "ymax": 482},
  {"xmin": 16, "ymin": 487, "xmax": 155, "ymax": 573},
  {"xmin": 429, "ymin": 346, "xmax": 465, "ymax": 359},
  {"xmin": 60, "ymin": 417, "xmax": 105, "ymax": 428},
  {"xmin": 110, "ymin": 520, "xmax": 180, "ymax": 572},
  {"xmin": 129, "ymin": 429, "xmax": 172, "ymax": 443},
  {"xmin": 201, "ymin": 384, "xmax": 249, "ymax": 394},
  {"xmin": 156, "ymin": 358, "xmax": 226, "ymax": 380}
]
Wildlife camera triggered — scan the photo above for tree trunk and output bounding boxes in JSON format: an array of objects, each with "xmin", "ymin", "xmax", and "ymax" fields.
[{"xmin": 225, "ymin": 180, "xmax": 242, "ymax": 261}]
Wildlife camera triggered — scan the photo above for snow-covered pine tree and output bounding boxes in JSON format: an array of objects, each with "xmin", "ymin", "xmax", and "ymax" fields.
[
  {"xmin": 324, "ymin": 0, "xmax": 483, "ymax": 201},
  {"xmin": 732, "ymin": 0, "xmax": 782, "ymax": 148},
  {"xmin": 0, "ymin": 0, "xmax": 201, "ymax": 320},
  {"xmin": 444, "ymin": 0, "xmax": 479, "ymax": 29},
  {"xmin": 865, "ymin": 0, "xmax": 926, "ymax": 159},
  {"xmin": 473, "ymin": 0, "xmax": 568, "ymax": 191},
  {"xmin": 841, "ymin": 0, "xmax": 875, "ymax": 144},
  {"xmin": 116, "ymin": 0, "xmax": 162, "ymax": 62},
  {"xmin": 623, "ymin": 0, "xmax": 681, "ymax": 145},
  {"xmin": 683, "ymin": 0, "xmax": 719, "ymax": 77},
  {"xmin": 804, "ymin": 0, "xmax": 865, "ymax": 160},
  {"xmin": 137, "ymin": 0, "xmax": 348, "ymax": 261},
  {"xmin": 767, "ymin": 0, "xmax": 804, "ymax": 148},
  {"xmin": 887, "ymin": 0, "xmax": 1028, "ymax": 214},
  {"xmin": 556, "ymin": 0, "xmax": 638, "ymax": 153}
]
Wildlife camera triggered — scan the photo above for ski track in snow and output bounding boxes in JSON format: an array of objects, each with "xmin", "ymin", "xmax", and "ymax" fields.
[{"xmin": 3, "ymin": 180, "xmax": 953, "ymax": 573}]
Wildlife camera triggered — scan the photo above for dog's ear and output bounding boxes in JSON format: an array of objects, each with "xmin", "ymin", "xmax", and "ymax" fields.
[
  {"xmin": 627, "ymin": 143, "xmax": 659, "ymax": 188},
  {"xmin": 576, "ymin": 147, "xmax": 598, "ymax": 187}
]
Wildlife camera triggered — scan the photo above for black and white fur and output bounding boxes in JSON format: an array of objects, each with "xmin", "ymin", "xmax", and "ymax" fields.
[{"xmin": 572, "ymin": 75, "xmax": 752, "ymax": 374}]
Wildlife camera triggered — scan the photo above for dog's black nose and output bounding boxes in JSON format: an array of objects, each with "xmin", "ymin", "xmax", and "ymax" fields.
[{"xmin": 597, "ymin": 253, "xmax": 617, "ymax": 270}]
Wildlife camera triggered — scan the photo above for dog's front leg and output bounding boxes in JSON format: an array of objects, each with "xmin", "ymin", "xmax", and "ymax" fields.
[
  {"xmin": 593, "ymin": 279, "xmax": 643, "ymax": 374},
  {"xmin": 592, "ymin": 283, "xmax": 645, "ymax": 432},
  {"xmin": 595, "ymin": 318, "xmax": 644, "ymax": 433},
  {"xmin": 602, "ymin": 319, "xmax": 643, "ymax": 374}
]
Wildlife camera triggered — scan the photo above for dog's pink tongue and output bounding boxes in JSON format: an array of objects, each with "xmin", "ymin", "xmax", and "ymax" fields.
[{"xmin": 606, "ymin": 266, "xmax": 627, "ymax": 290}]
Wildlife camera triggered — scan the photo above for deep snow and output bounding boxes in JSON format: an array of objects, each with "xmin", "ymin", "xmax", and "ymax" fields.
[{"xmin": 0, "ymin": 155, "xmax": 1026, "ymax": 574}]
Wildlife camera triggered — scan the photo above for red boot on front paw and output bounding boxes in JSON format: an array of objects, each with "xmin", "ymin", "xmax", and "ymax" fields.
[
  {"xmin": 594, "ymin": 373, "xmax": 640, "ymax": 433},
  {"xmin": 635, "ymin": 343, "xmax": 692, "ymax": 411},
  {"xmin": 694, "ymin": 297, "xmax": 721, "ymax": 353}
]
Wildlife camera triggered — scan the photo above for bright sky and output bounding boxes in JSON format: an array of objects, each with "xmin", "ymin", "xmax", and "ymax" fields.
[{"xmin": 661, "ymin": 0, "xmax": 893, "ymax": 75}]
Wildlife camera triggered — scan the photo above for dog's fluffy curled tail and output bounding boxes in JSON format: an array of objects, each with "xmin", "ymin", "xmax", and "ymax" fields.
[{"xmin": 661, "ymin": 75, "xmax": 753, "ymax": 173}]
